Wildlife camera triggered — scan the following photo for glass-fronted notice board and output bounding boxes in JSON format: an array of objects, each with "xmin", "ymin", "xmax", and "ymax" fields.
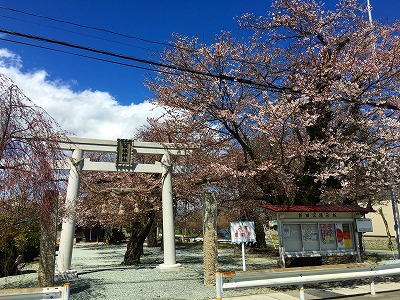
[{"xmin": 282, "ymin": 222, "xmax": 354, "ymax": 252}]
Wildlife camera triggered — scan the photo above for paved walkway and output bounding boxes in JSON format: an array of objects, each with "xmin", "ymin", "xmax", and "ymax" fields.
[{"xmin": 219, "ymin": 281, "xmax": 400, "ymax": 299}]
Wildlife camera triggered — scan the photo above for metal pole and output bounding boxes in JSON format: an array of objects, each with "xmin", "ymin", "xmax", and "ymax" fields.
[
  {"xmin": 242, "ymin": 242, "xmax": 246, "ymax": 271},
  {"xmin": 370, "ymin": 277, "xmax": 376, "ymax": 295},
  {"xmin": 57, "ymin": 149, "xmax": 83, "ymax": 273},
  {"xmin": 158, "ymin": 153, "xmax": 182, "ymax": 270},
  {"xmin": 63, "ymin": 283, "xmax": 70, "ymax": 300},
  {"xmin": 299, "ymin": 284, "xmax": 305, "ymax": 300},
  {"xmin": 354, "ymin": 229, "xmax": 362, "ymax": 263},
  {"xmin": 390, "ymin": 189, "xmax": 400, "ymax": 258},
  {"xmin": 215, "ymin": 270, "xmax": 223, "ymax": 300},
  {"xmin": 366, "ymin": 0, "xmax": 373, "ymax": 26},
  {"xmin": 367, "ymin": 0, "xmax": 400, "ymax": 257}
]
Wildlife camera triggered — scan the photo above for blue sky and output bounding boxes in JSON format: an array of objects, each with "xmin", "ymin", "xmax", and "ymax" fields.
[
  {"xmin": 0, "ymin": 0, "xmax": 269, "ymax": 104},
  {"xmin": 0, "ymin": 0, "xmax": 399, "ymax": 139}
]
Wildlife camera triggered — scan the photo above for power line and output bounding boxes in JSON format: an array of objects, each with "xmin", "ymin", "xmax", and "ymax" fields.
[
  {"xmin": 2, "ymin": 28, "xmax": 398, "ymax": 113},
  {"xmin": 0, "ymin": 5, "xmax": 174, "ymax": 49},
  {"xmin": 0, "ymin": 36, "xmax": 179, "ymax": 76},
  {"xmin": 0, "ymin": 28, "xmax": 276, "ymax": 89},
  {"xmin": 1, "ymin": 20, "xmax": 397, "ymax": 112},
  {"xmin": 0, "ymin": 5, "xmax": 224, "ymax": 55},
  {"xmin": 0, "ymin": 4, "xmax": 268, "ymax": 76},
  {"xmin": 0, "ymin": 13, "xmax": 157, "ymax": 53}
]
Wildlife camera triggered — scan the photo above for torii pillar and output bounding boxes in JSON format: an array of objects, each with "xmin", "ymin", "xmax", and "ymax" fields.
[
  {"xmin": 157, "ymin": 153, "xmax": 181, "ymax": 270},
  {"xmin": 57, "ymin": 149, "xmax": 83, "ymax": 275},
  {"xmin": 56, "ymin": 137, "xmax": 188, "ymax": 277}
]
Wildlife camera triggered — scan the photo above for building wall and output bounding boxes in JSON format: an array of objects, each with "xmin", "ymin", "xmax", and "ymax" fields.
[{"xmin": 365, "ymin": 201, "xmax": 400, "ymax": 237}]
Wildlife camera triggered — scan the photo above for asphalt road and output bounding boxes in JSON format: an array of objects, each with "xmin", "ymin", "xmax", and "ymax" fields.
[
  {"xmin": 336, "ymin": 290, "xmax": 400, "ymax": 299},
  {"xmin": 282, "ymin": 284, "xmax": 400, "ymax": 300}
]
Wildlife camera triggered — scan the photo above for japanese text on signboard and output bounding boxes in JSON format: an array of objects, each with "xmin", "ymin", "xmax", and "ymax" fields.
[{"xmin": 230, "ymin": 221, "xmax": 256, "ymax": 243}]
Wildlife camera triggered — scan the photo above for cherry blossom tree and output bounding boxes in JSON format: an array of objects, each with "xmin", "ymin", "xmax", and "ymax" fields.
[
  {"xmin": 147, "ymin": 0, "xmax": 400, "ymax": 207},
  {"xmin": 74, "ymin": 151, "xmax": 161, "ymax": 264},
  {"xmin": 75, "ymin": 112, "xmax": 263, "ymax": 265},
  {"xmin": 0, "ymin": 74, "xmax": 65, "ymax": 285},
  {"xmin": 137, "ymin": 115, "xmax": 248, "ymax": 279}
]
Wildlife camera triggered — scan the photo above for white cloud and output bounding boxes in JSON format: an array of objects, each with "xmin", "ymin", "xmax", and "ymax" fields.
[
  {"xmin": 0, "ymin": 48, "xmax": 163, "ymax": 140},
  {"xmin": 0, "ymin": 48, "xmax": 22, "ymax": 69}
]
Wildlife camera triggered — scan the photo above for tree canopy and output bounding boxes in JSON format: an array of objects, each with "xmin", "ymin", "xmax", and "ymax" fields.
[
  {"xmin": 1, "ymin": 73, "xmax": 65, "ymax": 282},
  {"xmin": 0, "ymin": 73, "xmax": 65, "ymax": 225},
  {"xmin": 147, "ymin": 0, "xmax": 400, "ymax": 206}
]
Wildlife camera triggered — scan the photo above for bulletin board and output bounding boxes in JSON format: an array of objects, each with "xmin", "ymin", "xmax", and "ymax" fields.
[
  {"xmin": 260, "ymin": 204, "xmax": 373, "ymax": 265},
  {"xmin": 280, "ymin": 222, "xmax": 355, "ymax": 253}
]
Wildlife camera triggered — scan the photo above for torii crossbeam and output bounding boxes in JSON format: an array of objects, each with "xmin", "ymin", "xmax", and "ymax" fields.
[{"xmin": 56, "ymin": 136, "xmax": 192, "ymax": 276}]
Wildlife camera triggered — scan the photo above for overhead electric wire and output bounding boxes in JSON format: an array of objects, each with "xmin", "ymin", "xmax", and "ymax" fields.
[
  {"xmin": 0, "ymin": 5, "xmax": 221, "ymax": 54},
  {"xmin": 0, "ymin": 28, "xmax": 276, "ymax": 89},
  {"xmin": 0, "ymin": 13, "xmax": 157, "ymax": 53},
  {"xmin": 0, "ymin": 5, "xmax": 174, "ymax": 49},
  {"xmin": 0, "ymin": 4, "xmax": 266, "ymax": 74},
  {"xmin": 1, "ymin": 6, "xmax": 396, "ymax": 111},
  {"xmin": 2, "ymin": 28, "xmax": 398, "ymax": 112},
  {"xmin": 0, "ymin": 36, "xmax": 180, "ymax": 76}
]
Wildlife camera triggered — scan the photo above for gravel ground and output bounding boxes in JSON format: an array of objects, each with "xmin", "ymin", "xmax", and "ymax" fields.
[
  {"xmin": 0, "ymin": 242, "xmax": 279, "ymax": 300},
  {"xmin": 1, "ymin": 240, "xmax": 399, "ymax": 300}
]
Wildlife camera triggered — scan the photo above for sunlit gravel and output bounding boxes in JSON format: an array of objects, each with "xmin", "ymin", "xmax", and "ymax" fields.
[{"xmin": 0, "ymin": 242, "xmax": 279, "ymax": 300}]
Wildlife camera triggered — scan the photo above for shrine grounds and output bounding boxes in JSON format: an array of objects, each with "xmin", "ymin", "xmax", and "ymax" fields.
[{"xmin": 1, "ymin": 238, "xmax": 399, "ymax": 299}]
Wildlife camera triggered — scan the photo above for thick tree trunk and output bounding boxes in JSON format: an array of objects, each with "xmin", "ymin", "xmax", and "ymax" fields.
[
  {"xmin": 203, "ymin": 192, "xmax": 218, "ymax": 285},
  {"xmin": 147, "ymin": 222, "xmax": 158, "ymax": 247},
  {"xmin": 245, "ymin": 208, "xmax": 267, "ymax": 249},
  {"xmin": 295, "ymin": 156, "xmax": 323, "ymax": 205},
  {"xmin": 38, "ymin": 191, "xmax": 57, "ymax": 287},
  {"xmin": 38, "ymin": 221, "xmax": 56, "ymax": 286},
  {"xmin": 254, "ymin": 216, "xmax": 267, "ymax": 249},
  {"xmin": 122, "ymin": 213, "xmax": 154, "ymax": 265},
  {"xmin": 295, "ymin": 104, "xmax": 332, "ymax": 205}
]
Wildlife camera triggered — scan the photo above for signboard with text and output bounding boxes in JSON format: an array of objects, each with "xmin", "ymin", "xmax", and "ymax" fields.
[
  {"xmin": 282, "ymin": 211, "xmax": 355, "ymax": 219},
  {"xmin": 356, "ymin": 218, "xmax": 373, "ymax": 232},
  {"xmin": 230, "ymin": 221, "xmax": 256, "ymax": 243}
]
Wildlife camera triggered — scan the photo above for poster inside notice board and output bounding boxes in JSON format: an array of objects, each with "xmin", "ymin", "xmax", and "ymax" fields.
[
  {"xmin": 336, "ymin": 223, "xmax": 353, "ymax": 249},
  {"xmin": 320, "ymin": 224, "xmax": 335, "ymax": 244}
]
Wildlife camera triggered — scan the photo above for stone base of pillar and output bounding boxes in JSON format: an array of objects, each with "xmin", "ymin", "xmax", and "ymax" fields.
[
  {"xmin": 156, "ymin": 263, "xmax": 183, "ymax": 271},
  {"xmin": 55, "ymin": 269, "xmax": 78, "ymax": 281}
]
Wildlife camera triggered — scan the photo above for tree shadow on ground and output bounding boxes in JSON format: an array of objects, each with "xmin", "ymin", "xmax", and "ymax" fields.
[{"xmin": 68, "ymin": 278, "xmax": 105, "ymax": 299}]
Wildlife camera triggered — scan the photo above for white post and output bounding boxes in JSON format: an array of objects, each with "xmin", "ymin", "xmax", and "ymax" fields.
[
  {"xmin": 57, "ymin": 149, "xmax": 83, "ymax": 273},
  {"xmin": 366, "ymin": 0, "xmax": 373, "ymax": 26},
  {"xmin": 299, "ymin": 285, "xmax": 305, "ymax": 300},
  {"xmin": 63, "ymin": 283, "xmax": 71, "ymax": 300},
  {"xmin": 242, "ymin": 242, "xmax": 246, "ymax": 271},
  {"xmin": 157, "ymin": 153, "xmax": 182, "ymax": 270},
  {"xmin": 216, "ymin": 270, "xmax": 223, "ymax": 300},
  {"xmin": 370, "ymin": 278, "xmax": 376, "ymax": 295}
]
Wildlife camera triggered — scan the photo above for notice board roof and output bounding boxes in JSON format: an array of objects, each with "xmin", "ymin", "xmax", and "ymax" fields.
[{"xmin": 260, "ymin": 204, "xmax": 374, "ymax": 213}]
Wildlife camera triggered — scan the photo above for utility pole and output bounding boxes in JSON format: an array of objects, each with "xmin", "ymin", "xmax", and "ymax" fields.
[
  {"xmin": 390, "ymin": 189, "xmax": 400, "ymax": 257},
  {"xmin": 367, "ymin": 0, "xmax": 400, "ymax": 257},
  {"xmin": 366, "ymin": 0, "xmax": 373, "ymax": 26}
]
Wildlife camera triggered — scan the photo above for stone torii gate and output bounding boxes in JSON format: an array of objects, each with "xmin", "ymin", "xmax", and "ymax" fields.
[{"xmin": 56, "ymin": 136, "xmax": 191, "ymax": 276}]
